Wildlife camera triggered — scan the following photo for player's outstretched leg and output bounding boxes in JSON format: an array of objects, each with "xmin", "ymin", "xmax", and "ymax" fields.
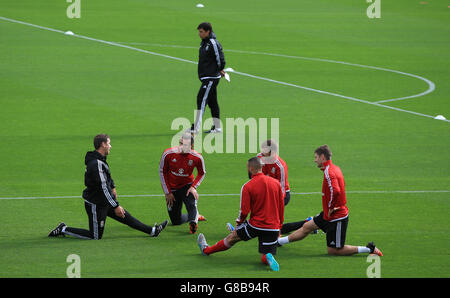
[
  {"xmin": 109, "ymin": 208, "xmax": 168, "ymax": 238},
  {"xmin": 198, "ymin": 231, "xmax": 240, "ymax": 256},
  {"xmin": 327, "ymin": 242, "xmax": 383, "ymax": 256},
  {"xmin": 280, "ymin": 216, "xmax": 318, "ymax": 235},
  {"xmin": 278, "ymin": 218, "xmax": 318, "ymax": 246},
  {"xmin": 197, "ymin": 233, "xmax": 232, "ymax": 255}
]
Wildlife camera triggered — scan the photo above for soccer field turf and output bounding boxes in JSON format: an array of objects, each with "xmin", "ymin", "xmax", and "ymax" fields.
[{"xmin": 0, "ymin": 0, "xmax": 449, "ymax": 278}]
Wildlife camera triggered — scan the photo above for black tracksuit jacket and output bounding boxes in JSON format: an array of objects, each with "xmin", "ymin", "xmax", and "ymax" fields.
[
  {"xmin": 198, "ymin": 31, "xmax": 226, "ymax": 81},
  {"xmin": 82, "ymin": 150, "xmax": 119, "ymax": 208}
]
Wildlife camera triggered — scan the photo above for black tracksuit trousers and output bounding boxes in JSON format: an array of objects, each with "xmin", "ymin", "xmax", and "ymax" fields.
[{"xmin": 62, "ymin": 200, "xmax": 154, "ymax": 239}]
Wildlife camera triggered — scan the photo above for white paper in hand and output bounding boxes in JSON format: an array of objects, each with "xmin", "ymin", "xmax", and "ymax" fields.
[{"xmin": 224, "ymin": 73, "xmax": 230, "ymax": 82}]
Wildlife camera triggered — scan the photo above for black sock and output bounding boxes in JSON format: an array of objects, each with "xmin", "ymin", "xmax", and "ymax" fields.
[{"xmin": 281, "ymin": 220, "xmax": 306, "ymax": 234}]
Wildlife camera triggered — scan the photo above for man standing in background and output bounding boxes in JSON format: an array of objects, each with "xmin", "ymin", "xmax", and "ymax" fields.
[{"xmin": 191, "ymin": 22, "xmax": 226, "ymax": 134}]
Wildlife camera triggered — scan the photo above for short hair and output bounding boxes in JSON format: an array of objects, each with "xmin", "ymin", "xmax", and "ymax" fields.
[
  {"xmin": 260, "ymin": 139, "xmax": 278, "ymax": 155},
  {"xmin": 314, "ymin": 145, "xmax": 332, "ymax": 160},
  {"xmin": 94, "ymin": 134, "xmax": 110, "ymax": 150},
  {"xmin": 247, "ymin": 157, "xmax": 262, "ymax": 171},
  {"xmin": 180, "ymin": 132, "xmax": 194, "ymax": 147},
  {"xmin": 197, "ymin": 22, "xmax": 212, "ymax": 32}
]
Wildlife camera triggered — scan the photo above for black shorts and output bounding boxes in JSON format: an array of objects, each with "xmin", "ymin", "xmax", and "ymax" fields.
[
  {"xmin": 235, "ymin": 221, "xmax": 279, "ymax": 255},
  {"xmin": 313, "ymin": 212, "xmax": 349, "ymax": 248}
]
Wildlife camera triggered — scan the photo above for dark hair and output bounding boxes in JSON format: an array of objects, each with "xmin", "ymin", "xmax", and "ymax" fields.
[
  {"xmin": 314, "ymin": 145, "xmax": 332, "ymax": 160},
  {"xmin": 94, "ymin": 134, "xmax": 110, "ymax": 150},
  {"xmin": 247, "ymin": 157, "xmax": 262, "ymax": 171},
  {"xmin": 197, "ymin": 22, "xmax": 212, "ymax": 32}
]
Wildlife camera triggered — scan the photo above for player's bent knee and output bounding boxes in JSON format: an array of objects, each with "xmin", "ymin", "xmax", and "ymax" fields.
[{"xmin": 226, "ymin": 231, "xmax": 241, "ymax": 245}]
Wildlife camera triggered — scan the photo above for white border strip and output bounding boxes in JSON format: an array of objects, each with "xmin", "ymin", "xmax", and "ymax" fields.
[
  {"xmin": 0, "ymin": 190, "xmax": 448, "ymax": 200},
  {"xmin": 0, "ymin": 16, "xmax": 447, "ymax": 123}
]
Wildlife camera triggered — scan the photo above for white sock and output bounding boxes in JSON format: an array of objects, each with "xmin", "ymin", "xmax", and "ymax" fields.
[
  {"xmin": 223, "ymin": 238, "xmax": 231, "ymax": 248},
  {"xmin": 278, "ymin": 236, "xmax": 290, "ymax": 246},
  {"xmin": 357, "ymin": 246, "xmax": 371, "ymax": 253},
  {"xmin": 150, "ymin": 226, "xmax": 156, "ymax": 236}
]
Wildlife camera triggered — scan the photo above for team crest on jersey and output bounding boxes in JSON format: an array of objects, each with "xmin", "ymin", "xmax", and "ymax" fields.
[
  {"xmin": 271, "ymin": 167, "xmax": 276, "ymax": 174},
  {"xmin": 188, "ymin": 160, "xmax": 193, "ymax": 166}
]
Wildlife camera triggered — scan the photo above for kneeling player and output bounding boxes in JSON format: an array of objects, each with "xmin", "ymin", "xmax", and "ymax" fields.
[
  {"xmin": 159, "ymin": 133, "xmax": 206, "ymax": 234},
  {"xmin": 197, "ymin": 157, "xmax": 284, "ymax": 271},
  {"xmin": 257, "ymin": 139, "xmax": 291, "ymax": 206},
  {"xmin": 48, "ymin": 134, "xmax": 168, "ymax": 240}
]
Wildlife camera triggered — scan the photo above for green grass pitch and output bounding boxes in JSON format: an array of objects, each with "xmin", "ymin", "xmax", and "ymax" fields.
[{"xmin": 0, "ymin": 0, "xmax": 449, "ymax": 278}]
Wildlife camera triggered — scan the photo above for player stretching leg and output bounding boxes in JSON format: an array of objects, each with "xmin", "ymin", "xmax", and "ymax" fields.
[
  {"xmin": 197, "ymin": 157, "xmax": 284, "ymax": 271},
  {"xmin": 227, "ymin": 140, "xmax": 316, "ymax": 235},
  {"xmin": 257, "ymin": 140, "xmax": 291, "ymax": 206},
  {"xmin": 159, "ymin": 133, "xmax": 206, "ymax": 234},
  {"xmin": 48, "ymin": 134, "xmax": 168, "ymax": 240},
  {"xmin": 277, "ymin": 145, "xmax": 383, "ymax": 256}
]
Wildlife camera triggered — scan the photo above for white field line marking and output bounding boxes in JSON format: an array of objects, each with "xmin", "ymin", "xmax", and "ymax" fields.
[
  {"xmin": 1, "ymin": 16, "xmax": 448, "ymax": 123},
  {"xmin": 0, "ymin": 190, "xmax": 448, "ymax": 200},
  {"xmin": 115, "ymin": 41, "xmax": 435, "ymax": 104},
  {"xmin": 0, "ymin": 17, "xmax": 197, "ymax": 65}
]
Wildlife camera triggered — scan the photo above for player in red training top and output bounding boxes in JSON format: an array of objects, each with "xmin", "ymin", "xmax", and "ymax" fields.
[
  {"xmin": 197, "ymin": 157, "xmax": 284, "ymax": 271},
  {"xmin": 256, "ymin": 139, "xmax": 315, "ymax": 235},
  {"xmin": 277, "ymin": 145, "xmax": 383, "ymax": 257},
  {"xmin": 257, "ymin": 139, "xmax": 291, "ymax": 206},
  {"xmin": 159, "ymin": 133, "xmax": 206, "ymax": 234}
]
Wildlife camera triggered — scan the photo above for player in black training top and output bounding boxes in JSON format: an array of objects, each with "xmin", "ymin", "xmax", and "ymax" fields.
[
  {"xmin": 48, "ymin": 134, "xmax": 168, "ymax": 240},
  {"xmin": 191, "ymin": 22, "xmax": 226, "ymax": 134}
]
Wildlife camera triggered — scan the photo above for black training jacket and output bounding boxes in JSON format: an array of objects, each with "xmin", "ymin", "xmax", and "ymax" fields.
[
  {"xmin": 198, "ymin": 31, "xmax": 226, "ymax": 81},
  {"xmin": 82, "ymin": 150, "xmax": 119, "ymax": 208}
]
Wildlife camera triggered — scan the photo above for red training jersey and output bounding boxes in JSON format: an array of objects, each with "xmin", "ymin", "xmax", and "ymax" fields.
[
  {"xmin": 159, "ymin": 147, "xmax": 206, "ymax": 194},
  {"xmin": 236, "ymin": 172, "xmax": 284, "ymax": 230},
  {"xmin": 321, "ymin": 160, "xmax": 349, "ymax": 221},
  {"xmin": 257, "ymin": 153, "xmax": 290, "ymax": 195}
]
